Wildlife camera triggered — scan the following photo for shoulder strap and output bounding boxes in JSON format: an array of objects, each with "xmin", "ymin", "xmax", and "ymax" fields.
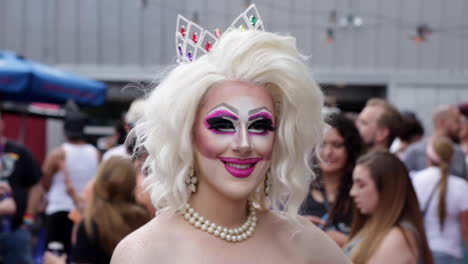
[{"xmin": 421, "ymin": 179, "xmax": 440, "ymax": 217}]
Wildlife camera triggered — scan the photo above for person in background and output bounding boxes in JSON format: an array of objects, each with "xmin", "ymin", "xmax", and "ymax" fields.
[
  {"xmin": 412, "ymin": 136, "xmax": 468, "ymax": 264},
  {"xmin": 301, "ymin": 113, "xmax": 364, "ymax": 247},
  {"xmin": 44, "ymin": 157, "xmax": 151, "ymax": 264},
  {"xmin": 356, "ymin": 98, "xmax": 402, "ymax": 151},
  {"xmin": 458, "ymin": 103, "xmax": 468, "ymax": 167},
  {"xmin": 0, "ymin": 116, "xmax": 43, "ymax": 264},
  {"xmin": 345, "ymin": 150, "xmax": 433, "ymax": 264},
  {"xmin": 390, "ymin": 111, "xmax": 424, "ymax": 159},
  {"xmin": 403, "ymin": 104, "xmax": 467, "ymax": 179},
  {"xmin": 41, "ymin": 110, "xmax": 100, "ymax": 256},
  {"xmin": 102, "ymin": 98, "xmax": 147, "ymax": 161}
]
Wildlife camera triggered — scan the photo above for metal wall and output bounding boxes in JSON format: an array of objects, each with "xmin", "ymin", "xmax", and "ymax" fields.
[
  {"xmin": 1, "ymin": 0, "xmax": 468, "ymax": 72},
  {"xmin": 2, "ymin": 0, "xmax": 468, "ymax": 134}
]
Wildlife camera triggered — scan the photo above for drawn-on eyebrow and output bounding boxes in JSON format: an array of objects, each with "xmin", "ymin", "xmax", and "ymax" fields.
[
  {"xmin": 248, "ymin": 106, "xmax": 273, "ymax": 116},
  {"xmin": 208, "ymin": 103, "xmax": 239, "ymax": 115}
]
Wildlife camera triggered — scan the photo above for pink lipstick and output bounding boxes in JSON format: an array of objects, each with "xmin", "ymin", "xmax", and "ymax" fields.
[{"xmin": 218, "ymin": 157, "xmax": 263, "ymax": 178}]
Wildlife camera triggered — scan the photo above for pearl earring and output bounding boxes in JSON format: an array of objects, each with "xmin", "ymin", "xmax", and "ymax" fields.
[{"xmin": 185, "ymin": 167, "xmax": 197, "ymax": 193}]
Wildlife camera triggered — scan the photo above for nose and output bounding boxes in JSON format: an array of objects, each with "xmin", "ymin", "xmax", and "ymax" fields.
[
  {"xmin": 349, "ymin": 185, "xmax": 356, "ymax": 197},
  {"xmin": 321, "ymin": 144, "xmax": 332, "ymax": 158},
  {"xmin": 233, "ymin": 125, "xmax": 253, "ymax": 154}
]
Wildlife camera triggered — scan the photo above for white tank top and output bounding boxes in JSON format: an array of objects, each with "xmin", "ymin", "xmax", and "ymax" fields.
[{"xmin": 46, "ymin": 142, "xmax": 99, "ymax": 214}]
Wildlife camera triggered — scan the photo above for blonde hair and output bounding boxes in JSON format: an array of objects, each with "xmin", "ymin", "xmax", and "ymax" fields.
[
  {"xmin": 134, "ymin": 30, "xmax": 324, "ymax": 220},
  {"xmin": 429, "ymin": 136, "xmax": 454, "ymax": 231}
]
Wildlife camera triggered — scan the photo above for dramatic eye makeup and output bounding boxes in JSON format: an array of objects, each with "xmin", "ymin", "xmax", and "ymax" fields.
[
  {"xmin": 203, "ymin": 104, "xmax": 275, "ymax": 135},
  {"xmin": 204, "ymin": 110, "xmax": 238, "ymax": 134},
  {"xmin": 248, "ymin": 112, "xmax": 275, "ymax": 134}
]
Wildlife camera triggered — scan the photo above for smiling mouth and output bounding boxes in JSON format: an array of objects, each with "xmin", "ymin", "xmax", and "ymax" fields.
[{"xmin": 218, "ymin": 157, "xmax": 263, "ymax": 178}]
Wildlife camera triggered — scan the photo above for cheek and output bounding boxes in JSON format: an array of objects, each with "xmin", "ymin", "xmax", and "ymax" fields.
[
  {"xmin": 195, "ymin": 127, "xmax": 229, "ymax": 159},
  {"xmin": 252, "ymin": 134, "xmax": 275, "ymax": 160}
]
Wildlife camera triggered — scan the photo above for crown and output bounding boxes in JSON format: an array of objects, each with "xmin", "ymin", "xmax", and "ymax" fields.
[{"xmin": 175, "ymin": 4, "xmax": 265, "ymax": 64}]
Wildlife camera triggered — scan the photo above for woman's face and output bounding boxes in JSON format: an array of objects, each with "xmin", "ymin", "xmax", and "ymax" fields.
[
  {"xmin": 319, "ymin": 127, "xmax": 348, "ymax": 175},
  {"xmin": 350, "ymin": 164, "xmax": 379, "ymax": 215},
  {"xmin": 193, "ymin": 81, "xmax": 276, "ymax": 200}
]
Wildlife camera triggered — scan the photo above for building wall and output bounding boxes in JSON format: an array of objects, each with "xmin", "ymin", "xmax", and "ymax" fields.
[
  {"xmin": 1, "ymin": 0, "xmax": 467, "ymax": 72},
  {"xmin": 388, "ymin": 74, "xmax": 468, "ymax": 134},
  {"xmin": 1, "ymin": 0, "xmax": 468, "ymax": 133}
]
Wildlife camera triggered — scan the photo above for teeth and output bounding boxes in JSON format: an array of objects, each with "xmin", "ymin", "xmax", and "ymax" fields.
[{"xmin": 226, "ymin": 163, "xmax": 252, "ymax": 169}]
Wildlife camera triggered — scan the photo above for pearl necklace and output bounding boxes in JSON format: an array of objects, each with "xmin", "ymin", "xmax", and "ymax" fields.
[{"xmin": 183, "ymin": 202, "xmax": 257, "ymax": 242}]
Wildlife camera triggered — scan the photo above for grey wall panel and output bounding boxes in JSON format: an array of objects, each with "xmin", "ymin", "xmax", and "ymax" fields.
[
  {"xmin": 308, "ymin": 0, "xmax": 334, "ymax": 68},
  {"xmin": 99, "ymin": 0, "xmax": 120, "ymax": 65},
  {"xmin": 78, "ymin": 0, "xmax": 99, "ymax": 65},
  {"xmin": 23, "ymin": 0, "xmax": 45, "ymax": 60},
  {"xmin": 419, "ymin": 0, "xmax": 442, "ymax": 70},
  {"xmin": 354, "ymin": 0, "xmax": 378, "ymax": 69},
  {"xmin": 120, "ymin": 0, "xmax": 141, "ymax": 65},
  {"xmin": 397, "ymin": 0, "xmax": 421, "ymax": 70},
  {"xmin": 438, "ymin": 0, "xmax": 464, "ymax": 71},
  {"xmin": 462, "ymin": 1, "xmax": 468, "ymax": 70},
  {"xmin": 375, "ymin": 0, "xmax": 399, "ymax": 69},
  {"xmin": 2, "ymin": 0, "xmax": 468, "ymax": 74},
  {"xmin": 56, "ymin": 0, "xmax": 78, "ymax": 64},
  {"xmin": 333, "ymin": 0, "xmax": 355, "ymax": 69},
  {"xmin": 0, "ymin": 0, "xmax": 5, "ymax": 48},
  {"xmin": 389, "ymin": 81, "xmax": 468, "ymax": 135},
  {"xmin": 2, "ymin": 0, "xmax": 24, "ymax": 53},
  {"xmin": 141, "ymin": 1, "xmax": 161, "ymax": 66}
]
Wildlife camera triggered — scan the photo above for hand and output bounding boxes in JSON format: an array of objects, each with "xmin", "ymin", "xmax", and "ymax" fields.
[
  {"xmin": 326, "ymin": 230, "xmax": 348, "ymax": 247},
  {"xmin": 43, "ymin": 251, "xmax": 67, "ymax": 264},
  {"xmin": 302, "ymin": 215, "xmax": 325, "ymax": 226},
  {"xmin": 0, "ymin": 181, "xmax": 12, "ymax": 195}
]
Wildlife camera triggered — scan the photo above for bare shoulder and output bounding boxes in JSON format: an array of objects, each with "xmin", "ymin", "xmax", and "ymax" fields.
[
  {"xmin": 111, "ymin": 216, "xmax": 174, "ymax": 264},
  {"xmin": 263, "ymin": 212, "xmax": 350, "ymax": 264},
  {"xmin": 368, "ymin": 227, "xmax": 418, "ymax": 264}
]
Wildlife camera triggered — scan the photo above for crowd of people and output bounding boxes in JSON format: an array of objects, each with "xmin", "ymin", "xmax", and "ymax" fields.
[{"xmin": 1, "ymin": 4, "xmax": 468, "ymax": 264}]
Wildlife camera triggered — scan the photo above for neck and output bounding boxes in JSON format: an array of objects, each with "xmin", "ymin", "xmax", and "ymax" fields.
[
  {"xmin": 371, "ymin": 143, "xmax": 388, "ymax": 151},
  {"xmin": 461, "ymin": 140, "xmax": 468, "ymax": 154},
  {"xmin": 322, "ymin": 172, "xmax": 341, "ymax": 198},
  {"xmin": 431, "ymin": 129, "xmax": 446, "ymax": 139},
  {"xmin": 189, "ymin": 185, "xmax": 249, "ymax": 228}
]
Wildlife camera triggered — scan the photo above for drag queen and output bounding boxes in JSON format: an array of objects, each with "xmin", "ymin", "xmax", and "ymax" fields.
[{"xmin": 112, "ymin": 5, "xmax": 348, "ymax": 264}]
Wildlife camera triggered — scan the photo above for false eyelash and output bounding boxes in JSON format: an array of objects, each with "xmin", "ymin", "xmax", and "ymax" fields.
[
  {"xmin": 249, "ymin": 119, "xmax": 275, "ymax": 131},
  {"xmin": 206, "ymin": 117, "xmax": 235, "ymax": 130}
]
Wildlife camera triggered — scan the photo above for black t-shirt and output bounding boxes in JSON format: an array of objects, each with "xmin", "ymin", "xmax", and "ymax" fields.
[
  {"xmin": 2, "ymin": 140, "xmax": 41, "ymax": 230},
  {"xmin": 300, "ymin": 190, "xmax": 352, "ymax": 234},
  {"xmin": 72, "ymin": 221, "xmax": 110, "ymax": 264}
]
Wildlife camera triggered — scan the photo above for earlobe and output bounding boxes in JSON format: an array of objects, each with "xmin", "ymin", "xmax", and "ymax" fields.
[{"xmin": 376, "ymin": 127, "xmax": 389, "ymax": 143}]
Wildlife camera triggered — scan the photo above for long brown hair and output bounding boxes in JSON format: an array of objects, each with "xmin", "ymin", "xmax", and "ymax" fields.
[
  {"xmin": 429, "ymin": 136, "xmax": 454, "ymax": 231},
  {"xmin": 84, "ymin": 157, "xmax": 151, "ymax": 255},
  {"xmin": 347, "ymin": 150, "xmax": 433, "ymax": 264}
]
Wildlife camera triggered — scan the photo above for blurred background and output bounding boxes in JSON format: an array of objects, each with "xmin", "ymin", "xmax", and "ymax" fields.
[{"xmin": 1, "ymin": 0, "xmax": 468, "ymax": 161}]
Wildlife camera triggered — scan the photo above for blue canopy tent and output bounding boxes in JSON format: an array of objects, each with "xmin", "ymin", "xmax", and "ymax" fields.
[{"xmin": 0, "ymin": 50, "xmax": 106, "ymax": 106}]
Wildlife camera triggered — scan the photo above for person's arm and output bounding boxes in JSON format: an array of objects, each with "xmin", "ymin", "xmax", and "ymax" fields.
[
  {"xmin": 326, "ymin": 230, "xmax": 349, "ymax": 247},
  {"xmin": 41, "ymin": 148, "xmax": 64, "ymax": 192},
  {"xmin": 367, "ymin": 227, "xmax": 418, "ymax": 264},
  {"xmin": 461, "ymin": 210, "xmax": 468, "ymax": 248},
  {"xmin": 0, "ymin": 182, "xmax": 15, "ymax": 215},
  {"xmin": 0, "ymin": 196, "xmax": 16, "ymax": 215}
]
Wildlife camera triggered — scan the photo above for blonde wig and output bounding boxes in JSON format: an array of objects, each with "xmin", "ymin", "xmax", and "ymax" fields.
[{"xmin": 134, "ymin": 29, "xmax": 324, "ymax": 220}]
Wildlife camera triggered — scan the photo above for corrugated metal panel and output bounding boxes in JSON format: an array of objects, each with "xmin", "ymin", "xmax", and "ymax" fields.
[{"xmin": 1, "ymin": 0, "xmax": 467, "ymax": 73}]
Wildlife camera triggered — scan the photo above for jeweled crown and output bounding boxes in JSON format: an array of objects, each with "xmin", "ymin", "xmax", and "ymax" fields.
[{"xmin": 175, "ymin": 4, "xmax": 264, "ymax": 64}]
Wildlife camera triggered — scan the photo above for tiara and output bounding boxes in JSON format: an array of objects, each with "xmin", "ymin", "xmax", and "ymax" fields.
[{"xmin": 175, "ymin": 4, "xmax": 265, "ymax": 64}]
